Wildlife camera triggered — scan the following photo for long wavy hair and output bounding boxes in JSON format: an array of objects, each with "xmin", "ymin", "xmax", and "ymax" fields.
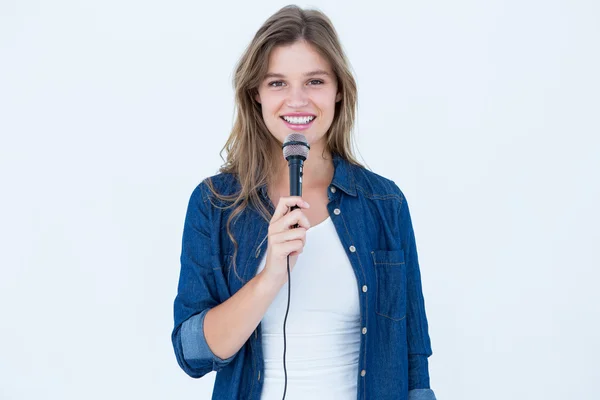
[{"xmin": 206, "ymin": 4, "xmax": 365, "ymax": 281}]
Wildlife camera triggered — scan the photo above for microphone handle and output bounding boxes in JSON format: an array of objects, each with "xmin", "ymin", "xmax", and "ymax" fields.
[{"xmin": 288, "ymin": 156, "xmax": 304, "ymax": 228}]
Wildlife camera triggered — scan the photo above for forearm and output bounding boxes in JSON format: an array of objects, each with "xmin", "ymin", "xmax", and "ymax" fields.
[{"xmin": 203, "ymin": 269, "xmax": 286, "ymax": 360}]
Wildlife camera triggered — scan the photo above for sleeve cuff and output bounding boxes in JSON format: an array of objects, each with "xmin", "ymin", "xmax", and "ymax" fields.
[
  {"xmin": 408, "ymin": 388, "xmax": 437, "ymax": 400},
  {"xmin": 180, "ymin": 308, "xmax": 237, "ymax": 371}
]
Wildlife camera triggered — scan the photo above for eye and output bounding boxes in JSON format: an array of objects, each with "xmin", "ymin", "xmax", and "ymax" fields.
[
  {"xmin": 268, "ymin": 81, "xmax": 285, "ymax": 87},
  {"xmin": 309, "ymin": 79, "xmax": 324, "ymax": 85}
]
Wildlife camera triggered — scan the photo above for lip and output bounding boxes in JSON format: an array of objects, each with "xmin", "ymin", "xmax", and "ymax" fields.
[
  {"xmin": 280, "ymin": 115, "xmax": 316, "ymax": 131},
  {"xmin": 280, "ymin": 112, "xmax": 316, "ymax": 117}
]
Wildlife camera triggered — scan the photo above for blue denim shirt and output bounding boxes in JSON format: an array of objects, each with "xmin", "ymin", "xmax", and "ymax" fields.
[{"xmin": 172, "ymin": 153, "xmax": 436, "ymax": 400}]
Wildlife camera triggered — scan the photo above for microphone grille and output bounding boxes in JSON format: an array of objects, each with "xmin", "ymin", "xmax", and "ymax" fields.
[{"xmin": 282, "ymin": 133, "xmax": 310, "ymax": 160}]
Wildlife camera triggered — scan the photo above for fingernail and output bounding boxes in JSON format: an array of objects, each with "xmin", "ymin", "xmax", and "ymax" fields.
[{"xmin": 304, "ymin": 201, "xmax": 310, "ymax": 208}]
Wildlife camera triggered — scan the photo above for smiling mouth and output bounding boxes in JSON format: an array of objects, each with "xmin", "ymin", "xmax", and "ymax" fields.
[{"xmin": 280, "ymin": 115, "xmax": 316, "ymax": 125}]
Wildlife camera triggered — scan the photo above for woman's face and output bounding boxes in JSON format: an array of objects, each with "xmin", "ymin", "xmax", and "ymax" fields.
[{"xmin": 255, "ymin": 40, "xmax": 342, "ymax": 149}]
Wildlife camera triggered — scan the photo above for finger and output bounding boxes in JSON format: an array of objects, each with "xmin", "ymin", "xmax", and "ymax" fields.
[
  {"xmin": 270, "ymin": 208, "xmax": 310, "ymax": 235},
  {"xmin": 279, "ymin": 208, "xmax": 311, "ymax": 230},
  {"xmin": 269, "ymin": 227, "xmax": 307, "ymax": 246},
  {"xmin": 276, "ymin": 239, "xmax": 305, "ymax": 258},
  {"xmin": 271, "ymin": 196, "xmax": 309, "ymax": 223}
]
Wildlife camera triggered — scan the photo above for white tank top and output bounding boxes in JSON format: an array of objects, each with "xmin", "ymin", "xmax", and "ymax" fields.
[{"xmin": 255, "ymin": 215, "xmax": 361, "ymax": 399}]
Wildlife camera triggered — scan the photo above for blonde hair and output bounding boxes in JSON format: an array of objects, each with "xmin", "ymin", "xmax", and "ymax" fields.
[{"xmin": 206, "ymin": 4, "xmax": 365, "ymax": 281}]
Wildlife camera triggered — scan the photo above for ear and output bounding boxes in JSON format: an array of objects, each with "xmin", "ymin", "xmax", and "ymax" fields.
[
  {"xmin": 255, "ymin": 91, "xmax": 261, "ymax": 104},
  {"xmin": 335, "ymin": 91, "xmax": 342, "ymax": 103}
]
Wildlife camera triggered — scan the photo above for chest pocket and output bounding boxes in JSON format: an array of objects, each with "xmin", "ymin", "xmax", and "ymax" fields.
[{"xmin": 371, "ymin": 249, "xmax": 407, "ymax": 321}]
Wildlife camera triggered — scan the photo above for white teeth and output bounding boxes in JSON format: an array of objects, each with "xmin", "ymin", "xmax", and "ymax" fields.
[{"xmin": 282, "ymin": 115, "xmax": 315, "ymax": 124}]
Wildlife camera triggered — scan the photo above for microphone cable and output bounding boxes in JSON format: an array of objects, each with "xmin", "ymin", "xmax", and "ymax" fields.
[
  {"xmin": 281, "ymin": 253, "xmax": 291, "ymax": 400},
  {"xmin": 282, "ymin": 208, "xmax": 299, "ymax": 400}
]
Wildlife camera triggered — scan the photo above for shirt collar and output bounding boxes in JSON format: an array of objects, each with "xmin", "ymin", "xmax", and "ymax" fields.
[
  {"xmin": 330, "ymin": 152, "xmax": 357, "ymax": 196},
  {"xmin": 258, "ymin": 152, "xmax": 357, "ymax": 199}
]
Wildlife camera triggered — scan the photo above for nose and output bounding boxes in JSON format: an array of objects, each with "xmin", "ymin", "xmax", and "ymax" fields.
[{"xmin": 286, "ymin": 85, "xmax": 309, "ymax": 108}]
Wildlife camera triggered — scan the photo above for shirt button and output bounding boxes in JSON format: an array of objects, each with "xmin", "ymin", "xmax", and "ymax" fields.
[
  {"xmin": 362, "ymin": 327, "xmax": 367, "ymax": 334},
  {"xmin": 333, "ymin": 208, "xmax": 341, "ymax": 215},
  {"xmin": 362, "ymin": 285, "xmax": 368, "ymax": 292},
  {"xmin": 349, "ymin": 245, "xmax": 356, "ymax": 252},
  {"xmin": 361, "ymin": 370, "xmax": 366, "ymax": 377},
  {"xmin": 330, "ymin": 186, "xmax": 336, "ymax": 193}
]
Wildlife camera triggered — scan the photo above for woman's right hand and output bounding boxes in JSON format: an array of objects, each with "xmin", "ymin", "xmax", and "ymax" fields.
[{"xmin": 262, "ymin": 196, "xmax": 311, "ymax": 286}]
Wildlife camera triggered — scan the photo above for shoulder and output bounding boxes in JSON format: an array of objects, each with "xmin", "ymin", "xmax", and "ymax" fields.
[
  {"xmin": 195, "ymin": 172, "xmax": 239, "ymax": 198},
  {"xmin": 351, "ymin": 164, "xmax": 406, "ymax": 204},
  {"xmin": 186, "ymin": 172, "xmax": 240, "ymax": 213}
]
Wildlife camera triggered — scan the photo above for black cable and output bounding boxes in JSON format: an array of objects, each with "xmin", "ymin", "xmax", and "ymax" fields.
[
  {"xmin": 282, "ymin": 206, "xmax": 298, "ymax": 400},
  {"xmin": 282, "ymin": 254, "xmax": 291, "ymax": 400}
]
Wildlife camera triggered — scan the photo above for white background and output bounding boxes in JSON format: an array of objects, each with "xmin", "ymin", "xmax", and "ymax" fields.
[{"xmin": 1, "ymin": 0, "xmax": 599, "ymax": 399}]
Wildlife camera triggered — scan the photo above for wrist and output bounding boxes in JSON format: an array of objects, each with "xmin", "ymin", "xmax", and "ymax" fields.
[{"xmin": 257, "ymin": 268, "xmax": 287, "ymax": 290}]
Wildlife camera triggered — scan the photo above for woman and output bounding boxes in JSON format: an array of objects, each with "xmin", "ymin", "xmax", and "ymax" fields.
[{"xmin": 172, "ymin": 5, "xmax": 436, "ymax": 400}]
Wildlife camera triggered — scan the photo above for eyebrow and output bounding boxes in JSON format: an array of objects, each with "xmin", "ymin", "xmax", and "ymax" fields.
[{"xmin": 263, "ymin": 69, "xmax": 331, "ymax": 80}]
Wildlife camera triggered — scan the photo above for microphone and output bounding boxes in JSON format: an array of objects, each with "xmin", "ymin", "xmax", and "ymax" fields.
[
  {"xmin": 279, "ymin": 133, "xmax": 310, "ymax": 400},
  {"xmin": 282, "ymin": 133, "xmax": 310, "ymax": 228}
]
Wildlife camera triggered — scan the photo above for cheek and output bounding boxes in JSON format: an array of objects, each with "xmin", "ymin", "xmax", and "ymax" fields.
[
  {"xmin": 259, "ymin": 95, "xmax": 283, "ymax": 118},
  {"xmin": 315, "ymin": 92, "xmax": 338, "ymax": 116}
]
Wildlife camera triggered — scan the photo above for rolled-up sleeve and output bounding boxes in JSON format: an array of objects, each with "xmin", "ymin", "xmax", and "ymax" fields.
[
  {"xmin": 180, "ymin": 308, "xmax": 237, "ymax": 370},
  {"xmin": 408, "ymin": 388, "xmax": 437, "ymax": 400},
  {"xmin": 171, "ymin": 180, "xmax": 239, "ymax": 378},
  {"xmin": 396, "ymin": 186, "xmax": 435, "ymax": 393}
]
